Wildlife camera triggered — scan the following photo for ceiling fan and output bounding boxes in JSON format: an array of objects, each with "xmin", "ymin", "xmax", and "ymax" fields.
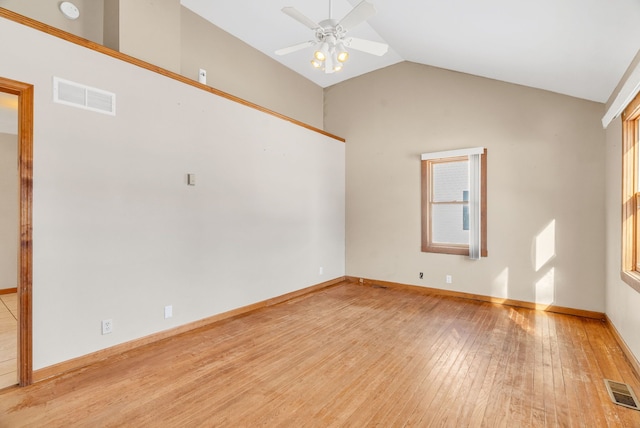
[{"xmin": 275, "ymin": 0, "xmax": 389, "ymax": 74}]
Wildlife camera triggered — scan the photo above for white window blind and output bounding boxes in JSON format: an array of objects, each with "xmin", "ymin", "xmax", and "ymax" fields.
[
  {"xmin": 431, "ymin": 160, "xmax": 469, "ymax": 245},
  {"xmin": 468, "ymin": 153, "xmax": 481, "ymax": 260}
]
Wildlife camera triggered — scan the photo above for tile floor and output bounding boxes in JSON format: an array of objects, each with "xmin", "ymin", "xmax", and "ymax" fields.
[{"xmin": 0, "ymin": 293, "xmax": 17, "ymax": 389}]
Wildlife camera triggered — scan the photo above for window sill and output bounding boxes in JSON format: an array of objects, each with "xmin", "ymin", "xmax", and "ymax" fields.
[
  {"xmin": 620, "ymin": 270, "xmax": 640, "ymax": 294},
  {"xmin": 422, "ymin": 245, "xmax": 488, "ymax": 257}
]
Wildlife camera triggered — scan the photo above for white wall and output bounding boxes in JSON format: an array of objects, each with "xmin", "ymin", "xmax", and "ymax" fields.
[
  {"xmin": 0, "ymin": 132, "xmax": 18, "ymax": 290},
  {"xmin": 0, "ymin": 17, "xmax": 345, "ymax": 369},
  {"xmin": 325, "ymin": 62, "xmax": 606, "ymax": 312}
]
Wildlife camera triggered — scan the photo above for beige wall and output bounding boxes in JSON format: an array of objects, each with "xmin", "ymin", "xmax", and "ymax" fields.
[
  {"xmin": 605, "ymin": 112, "xmax": 640, "ymax": 363},
  {"xmin": 325, "ymin": 61, "xmax": 606, "ymax": 312},
  {"xmin": 103, "ymin": 0, "xmax": 119, "ymax": 51},
  {"xmin": 0, "ymin": 132, "xmax": 18, "ymax": 290},
  {"xmin": 1, "ymin": 0, "xmax": 104, "ymax": 43},
  {"xmin": 117, "ymin": 0, "xmax": 181, "ymax": 73},
  {"xmin": 180, "ymin": 8, "xmax": 323, "ymax": 129}
]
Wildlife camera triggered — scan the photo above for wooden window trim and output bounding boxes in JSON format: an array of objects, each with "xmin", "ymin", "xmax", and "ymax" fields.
[
  {"xmin": 421, "ymin": 150, "xmax": 487, "ymax": 257},
  {"xmin": 621, "ymin": 92, "xmax": 640, "ymax": 293}
]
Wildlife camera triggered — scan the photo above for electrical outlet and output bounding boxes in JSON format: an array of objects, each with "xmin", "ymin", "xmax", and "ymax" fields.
[
  {"xmin": 319, "ymin": 266, "xmax": 323, "ymax": 275},
  {"xmin": 101, "ymin": 319, "xmax": 113, "ymax": 335},
  {"xmin": 446, "ymin": 275, "xmax": 452, "ymax": 284},
  {"xmin": 164, "ymin": 305, "xmax": 173, "ymax": 319},
  {"xmin": 419, "ymin": 272, "xmax": 423, "ymax": 279}
]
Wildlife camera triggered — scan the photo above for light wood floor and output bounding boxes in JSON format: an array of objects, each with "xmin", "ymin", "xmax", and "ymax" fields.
[
  {"xmin": 0, "ymin": 292, "xmax": 17, "ymax": 389},
  {"xmin": 1, "ymin": 282, "xmax": 639, "ymax": 427}
]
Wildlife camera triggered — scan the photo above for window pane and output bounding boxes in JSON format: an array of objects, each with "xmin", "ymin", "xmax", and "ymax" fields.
[
  {"xmin": 432, "ymin": 160, "xmax": 469, "ymax": 202},
  {"xmin": 432, "ymin": 203, "xmax": 469, "ymax": 244}
]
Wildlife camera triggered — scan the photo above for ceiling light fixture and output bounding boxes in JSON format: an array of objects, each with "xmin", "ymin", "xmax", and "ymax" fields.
[
  {"xmin": 314, "ymin": 41, "xmax": 329, "ymax": 62},
  {"xmin": 336, "ymin": 43, "xmax": 349, "ymax": 63},
  {"xmin": 276, "ymin": 1, "xmax": 389, "ymax": 75}
]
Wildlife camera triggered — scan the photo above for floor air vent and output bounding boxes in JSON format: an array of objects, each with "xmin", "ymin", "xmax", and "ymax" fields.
[
  {"xmin": 604, "ymin": 379, "xmax": 640, "ymax": 410},
  {"xmin": 53, "ymin": 77, "xmax": 116, "ymax": 116}
]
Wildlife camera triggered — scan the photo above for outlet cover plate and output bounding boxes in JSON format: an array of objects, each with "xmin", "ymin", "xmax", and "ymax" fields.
[{"xmin": 101, "ymin": 319, "xmax": 113, "ymax": 335}]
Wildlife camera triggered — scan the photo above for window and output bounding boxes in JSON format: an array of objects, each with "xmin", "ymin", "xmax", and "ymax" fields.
[
  {"xmin": 421, "ymin": 148, "xmax": 487, "ymax": 258},
  {"xmin": 621, "ymin": 92, "xmax": 640, "ymax": 292}
]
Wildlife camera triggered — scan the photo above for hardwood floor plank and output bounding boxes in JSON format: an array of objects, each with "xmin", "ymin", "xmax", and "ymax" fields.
[
  {"xmin": 585, "ymin": 317, "xmax": 640, "ymax": 427},
  {"xmin": 362, "ymin": 298, "xmax": 472, "ymax": 427},
  {"xmin": 392, "ymin": 300, "xmax": 473, "ymax": 425},
  {"xmin": 0, "ymin": 282, "xmax": 639, "ymax": 427},
  {"xmin": 464, "ymin": 304, "xmax": 513, "ymax": 426},
  {"xmin": 555, "ymin": 314, "xmax": 590, "ymax": 427},
  {"xmin": 416, "ymin": 302, "xmax": 494, "ymax": 426}
]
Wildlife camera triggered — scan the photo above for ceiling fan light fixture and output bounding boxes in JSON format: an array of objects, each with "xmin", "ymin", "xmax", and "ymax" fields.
[
  {"xmin": 277, "ymin": 0, "xmax": 387, "ymax": 74},
  {"xmin": 314, "ymin": 42, "xmax": 329, "ymax": 61},
  {"xmin": 324, "ymin": 54, "xmax": 336, "ymax": 74},
  {"xmin": 336, "ymin": 43, "xmax": 349, "ymax": 62}
]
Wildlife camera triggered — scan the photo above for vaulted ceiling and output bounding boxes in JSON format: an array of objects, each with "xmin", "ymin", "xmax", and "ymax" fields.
[{"xmin": 182, "ymin": 0, "xmax": 640, "ymax": 103}]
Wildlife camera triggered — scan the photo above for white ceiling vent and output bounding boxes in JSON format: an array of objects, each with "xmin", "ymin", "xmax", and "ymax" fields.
[{"xmin": 53, "ymin": 77, "xmax": 116, "ymax": 116}]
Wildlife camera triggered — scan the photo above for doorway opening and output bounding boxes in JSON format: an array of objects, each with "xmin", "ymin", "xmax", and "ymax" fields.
[
  {"xmin": 0, "ymin": 91, "xmax": 18, "ymax": 388},
  {"xmin": 0, "ymin": 77, "xmax": 33, "ymax": 387}
]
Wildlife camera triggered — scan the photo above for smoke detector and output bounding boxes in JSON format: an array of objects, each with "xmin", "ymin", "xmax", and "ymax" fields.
[{"xmin": 59, "ymin": 2, "xmax": 80, "ymax": 20}]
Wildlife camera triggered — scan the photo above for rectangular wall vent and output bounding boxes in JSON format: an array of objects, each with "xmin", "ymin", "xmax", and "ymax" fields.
[
  {"xmin": 53, "ymin": 77, "xmax": 116, "ymax": 116},
  {"xmin": 604, "ymin": 379, "xmax": 640, "ymax": 411}
]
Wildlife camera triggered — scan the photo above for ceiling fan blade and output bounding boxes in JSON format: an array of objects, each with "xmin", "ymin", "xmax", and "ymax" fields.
[
  {"xmin": 275, "ymin": 41, "xmax": 316, "ymax": 56},
  {"xmin": 281, "ymin": 7, "xmax": 321, "ymax": 30},
  {"xmin": 338, "ymin": 0, "xmax": 376, "ymax": 32},
  {"xmin": 343, "ymin": 37, "xmax": 388, "ymax": 56}
]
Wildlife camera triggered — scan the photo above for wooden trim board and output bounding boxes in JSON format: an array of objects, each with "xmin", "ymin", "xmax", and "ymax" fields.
[
  {"xmin": 605, "ymin": 315, "xmax": 640, "ymax": 379},
  {"xmin": 345, "ymin": 276, "xmax": 606, "ymax": 320},
  {"xmin": 0, "ymin": 8, "xmax": 345, "ymax": 144},
  {"xmin": 0, "ymin": 288, "xmax": 17, "ymax": 295},
  {"xmin": 33, "ymin": 277, "xmax": 345, "ymax": 383}
]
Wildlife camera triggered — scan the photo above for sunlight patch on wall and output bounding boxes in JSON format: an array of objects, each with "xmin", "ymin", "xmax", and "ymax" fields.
[
  {"xmin": 535, "ymin": 219, "xmax": 556, "ymax": 271},
  {"xmin": 491, "ymin": 267, "xmax": 509, "ymax": 299},
  {"xmin": 535, "ymin": 267, "xmax": 555, "ymax": 306}
]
